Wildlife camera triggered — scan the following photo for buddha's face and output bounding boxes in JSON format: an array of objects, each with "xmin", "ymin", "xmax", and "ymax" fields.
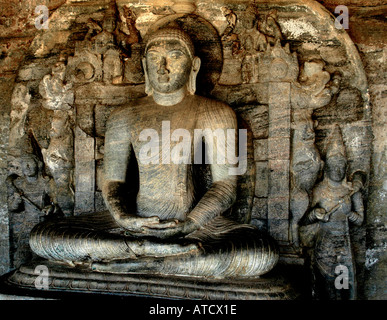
[
  {"xmin": 145, "ymin": 39, "xmax": 192, "ymax": 94},
  {"xmin": 326, "ymin": 155, "xmax": 347, "ymax": 182}
]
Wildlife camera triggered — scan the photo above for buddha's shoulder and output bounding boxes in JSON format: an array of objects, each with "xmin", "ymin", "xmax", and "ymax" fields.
[
  {"xmin": 194, "ymin": 95, "xmax": 235, "ymax": 117},
  {"xmin": 108, "ymin": 96, "xmax": 154, "ymax": 119}
]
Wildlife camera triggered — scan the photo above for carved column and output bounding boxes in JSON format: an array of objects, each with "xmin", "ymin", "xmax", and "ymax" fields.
[
  {"xmin": 267, "ymin": 82, "xmax": 291, "ymax": 243},
  {"xmin": 74, "ymin": 125, "xmax": 95, "ymax": 214}
]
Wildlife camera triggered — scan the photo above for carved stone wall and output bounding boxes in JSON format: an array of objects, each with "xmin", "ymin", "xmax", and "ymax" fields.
[{"xmin": 0, "ymin": 0, "xmax": 385, "ymax": 299}]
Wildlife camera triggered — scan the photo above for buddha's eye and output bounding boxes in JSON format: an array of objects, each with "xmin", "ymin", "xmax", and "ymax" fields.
[
  {"xmin": 169, "ymin": 50, "xmax": 183, "ymax": 59},
  {"xmin": 147, "ymin": 52, "xmax": 160, "ymax": 62}
]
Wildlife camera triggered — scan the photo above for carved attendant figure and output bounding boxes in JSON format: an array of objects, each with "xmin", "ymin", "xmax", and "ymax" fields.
[
  {"xmin": 39, "ymin": 59, "xmax": 75, "ymax": 215},
  {"xmin": 42, "ymin": 111, "xmax": 74, "ymax": 215},
  {"xmin": 299, "ymin": 126, "xmax": 364, "ymax": 299},
  {"xmin": 30, "ymin": 27, "xmax": 278, "ymax": 279},
  {"xmin": 221, "ymin": 7, "xmax": 237, "ymax": 41},
  {"xmin": 290, "ymin": 115, "xmax": 323, "ymax": 250},
  {"xmin": 258, "ymin": 9, "xmax": 283, "ymax": 45},
  {"xmin": 7, "ymin": 154, "xmax": 59, "ymax": 267}
]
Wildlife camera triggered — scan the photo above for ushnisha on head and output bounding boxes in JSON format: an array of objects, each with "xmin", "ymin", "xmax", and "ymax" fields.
[{"xmin": 142, "ymin": 27, "xmax": 201, "ymax": 104}]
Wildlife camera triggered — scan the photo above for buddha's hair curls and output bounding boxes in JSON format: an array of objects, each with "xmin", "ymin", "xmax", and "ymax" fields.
[{"xmin": 144, "ymin": 27, "xmax": 195, "ymax": 60}]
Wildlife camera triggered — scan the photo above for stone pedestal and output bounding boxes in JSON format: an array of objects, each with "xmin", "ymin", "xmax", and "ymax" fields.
[{"xmin": 2, "ymin": 260, "xmax": 301, "ymax": 300}]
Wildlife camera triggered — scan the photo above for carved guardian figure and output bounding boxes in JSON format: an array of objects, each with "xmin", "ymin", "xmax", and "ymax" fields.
[{"xmin": 299, "ymin": 125, "xmax": 364, "ymax": 299}]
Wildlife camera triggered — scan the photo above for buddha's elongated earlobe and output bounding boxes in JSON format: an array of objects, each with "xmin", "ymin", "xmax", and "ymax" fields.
[
  {"xmin": 142, "ymin": 57, "xmax": 153, "ymax": 96},
  {"xmin": 187, "ymin": 56, "xmax": 201, "ymax": 95}
]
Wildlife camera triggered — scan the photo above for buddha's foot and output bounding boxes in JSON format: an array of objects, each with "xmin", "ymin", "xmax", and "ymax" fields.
[
  {"xmin": 91, "ymin": 257, "xmax": 163, "ymax": 274},
  {"xmin": 91, "ymin": 241, "xmax": 201, "ymax": 274},
  {"xmin": 127, "ymin": 239, "xmax": 202, "ymax": 257}
]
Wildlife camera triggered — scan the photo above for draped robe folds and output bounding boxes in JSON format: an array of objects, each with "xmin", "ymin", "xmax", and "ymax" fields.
[{"xmin": 30, "ymin": 94, "xmax": 278, "ymax": 278}]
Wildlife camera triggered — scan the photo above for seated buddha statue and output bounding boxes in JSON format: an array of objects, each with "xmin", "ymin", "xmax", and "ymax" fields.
[{"xmin": 29, "ymin": 26, "xmax": 279, "ymax": 279}]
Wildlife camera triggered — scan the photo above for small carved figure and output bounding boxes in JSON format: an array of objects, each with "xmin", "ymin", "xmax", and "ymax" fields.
[
  {"xmin": 41, "ymin": 111, "xmax": 74, "ymax": 216},
  {"xmin": 221, "ymin": 7, "xmax": 237, "ymax": 41},
  {"xmin": 292, "ymin": 60, "xmax": 340, "ymax": 110},
  {"xmin": 8, "ymin": 83, "xmax": 31, "ymax": 156},
  {"xmin": 258, "ymin": 9, "xmax": 283, "ymax": 46},
  {"xmin": 38, "ymin": 58, "xmax": 75, "ymax": 215},
  {"xmin": 103, "ymin": 47, "xmax": 123, "ymax": 84},
  {"xmin": 299, "ymin": 125, "xmax": 364, "ymax": 299},
  {"xmin": 218, "ymin": 7, "xmax": 243, "ymax": 85},
  {"xmin": 87, "ymin": 10, "xmax": 123, "ymax": 84},
  {"xmin": 90, "ymin": 14, "xmax": 117, "ymax": 55},
  {"xmin": 239, "ymin": 4, "xmax": 267, "ymax": 53},
  {"xmin": 117, "ymin": 6, "xmax": 144, "ymax": 84},
  {"xmin": 238, "ymin": 4, "xmax": 263, "ymax": 83},
  {"xmin": 7, "ymin": 154, "xmax": 60, "ymax": 267},
  {"xmin": 290, "ymin": 115, "xmax": 323, "ymax": 251},
  {"xmin": 39, "ymin": 60, "xmax": 74, "ymax": 111},
  {"xmin": 115, "ymin": 6, "xmax": 141, "ymax": 52},
  {"xmin": 290, "ymin": 60, "xmax": 341, "ymax": 254}
]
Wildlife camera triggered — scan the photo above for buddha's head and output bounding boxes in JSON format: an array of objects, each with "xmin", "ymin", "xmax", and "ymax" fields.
[{"xmin": 143, "ymin": 27, "xmax": 201, "ymax": 96}]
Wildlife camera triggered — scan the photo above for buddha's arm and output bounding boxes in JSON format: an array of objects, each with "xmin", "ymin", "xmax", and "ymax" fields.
[
  {"xmin": 187, "ymin": 102, "xmax": 238, "ymax": 228},
  {"xmin": 102, "ymin": 107, "xmax": 160, "ymax": 232}
]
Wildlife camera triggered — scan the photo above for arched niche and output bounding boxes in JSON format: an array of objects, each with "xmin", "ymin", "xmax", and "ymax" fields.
[{"xmin": 7, "ymin": 0, "xmax": 371, "ymax": 267}]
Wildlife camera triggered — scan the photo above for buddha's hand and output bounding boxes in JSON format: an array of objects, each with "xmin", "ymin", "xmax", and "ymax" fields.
[
  {"xmin": 139, "ymin": 218, "xmax": 199, "ymax": 240},
  {"xmin": 118, "ymin": 215, "xmax": 163, "ymax": 233}
]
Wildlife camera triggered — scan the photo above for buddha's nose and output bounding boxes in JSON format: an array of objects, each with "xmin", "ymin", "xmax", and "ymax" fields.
[{"xmin": 157, "ymin": 57, "xmax": 169, "ymax": 75}]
